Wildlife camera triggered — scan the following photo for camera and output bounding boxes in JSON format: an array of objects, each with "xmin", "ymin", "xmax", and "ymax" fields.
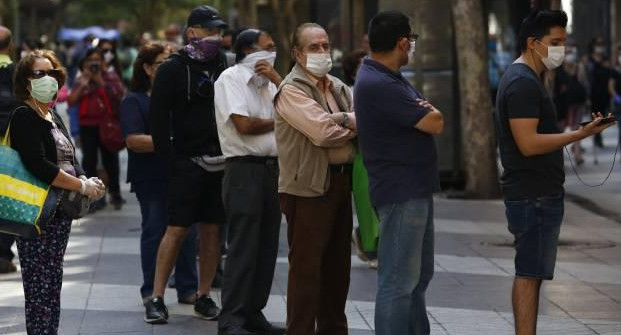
[{"xmin": 89, "ymin": 62, "xmax": 100, "ymax": 73}]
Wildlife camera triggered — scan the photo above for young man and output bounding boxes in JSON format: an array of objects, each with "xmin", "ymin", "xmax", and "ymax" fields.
[
  {"xmin": 494, "ymin": 11, "xmax": 613, "ymax": 335},
  {"xmin": 275, "ymin": 22, "xmax": 357, "ymax": 335},
  {"xmin": 214, "ymin": 29, "xmax": 284, "ymax": 335},
  {"xmin": 354, "ymin": 10, "xmax": 443, "ymax": 335},
  {"xmin": 146, "ymin": 5, "xmax": 228, "ymax": 324}
]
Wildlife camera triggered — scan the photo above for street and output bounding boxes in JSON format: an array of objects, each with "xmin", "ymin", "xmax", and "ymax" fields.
[{"xmin": 1, "ymin": 127, "xmax": 621, "ymax": 335}]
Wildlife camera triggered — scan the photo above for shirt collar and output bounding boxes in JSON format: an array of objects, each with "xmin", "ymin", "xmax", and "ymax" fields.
[
  {"xmin": 363, "ymin": 58, "xmax": 404, "ymax": 80},
  {"xmin": 302, "ymin": 69, "xmax": 333, "ymax": 91}
]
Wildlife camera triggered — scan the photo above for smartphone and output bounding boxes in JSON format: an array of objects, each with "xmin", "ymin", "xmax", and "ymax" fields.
[
  {"xmin": 579, "ymin": 117, "xmax": 617, "ymax": 127},
  {"xmin": 89, "ymin": 63, "xmax": 100, "ymax": 73}
]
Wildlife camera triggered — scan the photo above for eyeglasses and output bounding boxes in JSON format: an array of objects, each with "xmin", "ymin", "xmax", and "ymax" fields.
[{"xmin": 31, "ymin": 69, "xmax": 62, "ymax": 80}]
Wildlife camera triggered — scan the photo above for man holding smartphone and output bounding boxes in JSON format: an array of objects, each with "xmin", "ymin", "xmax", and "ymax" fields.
[{"xmin": 494, "ymin": 10, "xmax": 614, "ymax": 335}]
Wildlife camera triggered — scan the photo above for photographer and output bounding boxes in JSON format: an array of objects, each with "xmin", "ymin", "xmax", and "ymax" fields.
[{"xmin": 68, "ymin": 48, "xmax": 125, "ymax": 210}]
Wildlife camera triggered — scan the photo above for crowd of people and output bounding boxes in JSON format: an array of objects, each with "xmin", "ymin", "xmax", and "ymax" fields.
[{"xmin": 0, "ymin": 4, "xmax": 619, "ymax": 335}]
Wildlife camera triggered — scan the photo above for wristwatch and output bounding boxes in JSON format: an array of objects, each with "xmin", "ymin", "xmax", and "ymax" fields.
[{"xmin": 342, "ymin": 113, "xmax": 350, "ymax": 128}]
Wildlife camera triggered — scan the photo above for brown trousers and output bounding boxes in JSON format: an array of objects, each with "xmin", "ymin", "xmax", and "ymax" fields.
[{"xmin": 280, "ymin": 172, "xmax": 353, "ymax": 335}]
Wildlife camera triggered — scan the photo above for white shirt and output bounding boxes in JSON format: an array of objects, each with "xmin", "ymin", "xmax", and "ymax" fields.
[{"xmin": 214, "ymin": 64, "xmax": 279, "ymax": 158}]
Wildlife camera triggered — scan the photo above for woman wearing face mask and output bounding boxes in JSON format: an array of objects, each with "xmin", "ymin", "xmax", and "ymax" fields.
[
  {"xmin": 68, "ymin": 48, "xmax": 125, "ymax": 210},
  {"xmin": 8, "ymin": 49, "xmax": 106, "ymax": 335},
  {"xmin": 97, "ymin": 39, "xmax": 123, "ymax": 81}
]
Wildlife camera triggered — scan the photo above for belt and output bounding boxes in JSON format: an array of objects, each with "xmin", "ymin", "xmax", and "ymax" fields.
[
  {"xmin": 329, "ymin": 164, "xmax": 353, "ymax": 174},
  {"xmin": 225, "ymin": 156, "xmax": 278, "ymax": 165}
]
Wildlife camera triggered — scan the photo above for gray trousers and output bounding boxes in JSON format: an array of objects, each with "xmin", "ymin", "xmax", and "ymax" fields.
[{"xmin": 219, "ymin": 158, "xmax": 282, "ymax": 329}]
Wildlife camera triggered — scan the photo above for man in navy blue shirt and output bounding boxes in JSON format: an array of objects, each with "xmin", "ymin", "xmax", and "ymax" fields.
[{"xmin": 354, "ymin": 10, "xmax": 444, "ymax": 335}]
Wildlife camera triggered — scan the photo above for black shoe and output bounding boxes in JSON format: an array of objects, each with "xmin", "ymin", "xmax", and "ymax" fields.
[
  {"xmin": 144, "ymin": 297, "xmax": 168, "ymax": 324},
  {"xmin": 218, "ymin": 325, "xmax": 256, "ymax": 335},
  {"xmin": 194, "ymin": 295, "xmax": 220, "ymax": 320},
  {"xmin": 110, "ymin": 194, "xmax": 124, "ymax": 210},
  {"xmin": 246, "ymin": 319, "xmax": 285, "ymax": 335},
  {"xmin": 0, "ymin": 259, "xmax": 17, "ymax": 274}
]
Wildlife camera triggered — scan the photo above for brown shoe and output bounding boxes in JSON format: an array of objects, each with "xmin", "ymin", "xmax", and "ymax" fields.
[{"xmin": 0, "ymin": 259, "xmax": 17, "ymax": 274}]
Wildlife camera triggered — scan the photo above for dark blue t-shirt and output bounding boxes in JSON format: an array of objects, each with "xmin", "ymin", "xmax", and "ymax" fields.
[
  {"xmin": 120, "ymin": 91, "xmax": 169, "ymax": 186},
  {"xmin": 354, "ymin": 59, "xmax": 440, "ymax": 208}
]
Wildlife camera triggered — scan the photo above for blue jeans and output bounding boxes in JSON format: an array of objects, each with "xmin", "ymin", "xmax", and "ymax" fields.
[
  {"xmin": 504, "ymin": 193, "xmax": 564, "ymax": 280},
  {"xmin": 375, "ymin": 197, "xmax": 435, "ymax": 335},
  {"xmin": 134, "ymin": 180, "xmax": 198, "ymax": 299}
]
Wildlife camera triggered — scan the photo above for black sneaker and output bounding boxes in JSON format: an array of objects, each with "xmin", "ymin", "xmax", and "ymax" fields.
[
  {"xmin": 194, "ymin": 295, "xmax": 220, "ymax": 320},
  {"xmin": 144, "ymin": 297, "xmax": 168, "ymax": 324}
]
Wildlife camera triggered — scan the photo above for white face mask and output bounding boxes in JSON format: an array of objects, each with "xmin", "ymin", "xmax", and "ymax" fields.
[
  {"xmin": 29, "ymin": 76, "xmax": 59, "ymax": 103},
  {"xmin": 305, "ymin": 53, "xmax": 332, "ymax": 77},
  {"xmin": 242, "ymin": 50, "xmax": 277, "ymax": 87},
  {"xmin": 104, "ymin": 51, "xmax": 115, "ymax": 64},
  {"xmin": 565, "ymin": 52, "xmax": 577, "ymax": 64},
  {"xmin": 408, "ymin": 40, "xmax": 416, "ymax": 65},
  {"xmin": 535, "ymin": 41, "xmax": 565, "ymax": 70}
]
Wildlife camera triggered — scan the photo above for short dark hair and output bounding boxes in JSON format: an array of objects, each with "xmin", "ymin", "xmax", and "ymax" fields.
[
  {"xmin": 234, "ymin": 28, "xmax": 263, "ymax": 63},
  {"xmin": 13, "ymin": 49, "xmax": 67, "ymax": 102},
  {"xmin": 518, "ymin": 10, "xmax": 568, "ymax": 52},
  {"xmin": 342, "ymin": 49, "xmax": 367, "ymax": 86},
  {"xmin": 129, "ymin": 43, "xmax": 168, "ymax": 92},
  {"xmin": 368, "ymin": 10, "xmax": 411, "ymax": 53}
]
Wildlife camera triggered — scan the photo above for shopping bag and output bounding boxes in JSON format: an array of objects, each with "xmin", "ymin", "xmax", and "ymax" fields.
[{"xmin": 352, "ymin": 153, "xmax": 379, "ymax": 253}]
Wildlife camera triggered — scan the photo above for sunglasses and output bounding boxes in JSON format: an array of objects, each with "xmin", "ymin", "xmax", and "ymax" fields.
[{"xmin": 31, "ymin": 69, "xmax": 62, "ymax": 80}]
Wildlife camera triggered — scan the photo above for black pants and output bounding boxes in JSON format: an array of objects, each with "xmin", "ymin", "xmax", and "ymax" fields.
[
  {"xmin": 219, "ymin": 159, "xmax": 282, "ymax": 329},
  {"xmin": 0, "ymin": 232, "xmax": 15, "ymax": 262},
  {"xmin": 79, "ymin": 125, "xmax": 120, "ymax": 194}
]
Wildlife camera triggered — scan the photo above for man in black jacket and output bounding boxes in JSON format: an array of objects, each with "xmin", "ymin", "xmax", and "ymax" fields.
[
  {"xmin": 0, "ymin": 25, "xmax": 17, "ymax": 275},
  {"xmin": 145, "ymin": 6, "xmax": 228, "ymax": 324}
]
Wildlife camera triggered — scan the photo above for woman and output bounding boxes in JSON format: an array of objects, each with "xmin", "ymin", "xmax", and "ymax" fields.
[
  {"xmin": 119, "ymin": 44, "xmax": 198, "ymax": 305},
  {"xmin": 97, "ymin": 39, "xmax": 123, "ymax": 81},
  {"xmin": 68, "ymin": 48, "xmax": 125, "ymax": 210},
  {"xmin": 10, "ymin": 49, "xmax": 105, "ymax": 334}
]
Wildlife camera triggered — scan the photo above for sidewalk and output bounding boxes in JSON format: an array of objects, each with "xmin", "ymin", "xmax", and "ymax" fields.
[{"xmin": 0, "ymin": 149, "xmax": 621, "ymax": 334}]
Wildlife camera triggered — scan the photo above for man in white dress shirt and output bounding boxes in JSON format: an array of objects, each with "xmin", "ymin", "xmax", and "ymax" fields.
[{"xmin": 214, "ymin": 28, "xmax": 285, "ymax": 335}]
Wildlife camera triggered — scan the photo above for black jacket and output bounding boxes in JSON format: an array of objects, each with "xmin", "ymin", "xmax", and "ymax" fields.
[
  {"xmin": 150, "ymin": 50, "xmax": 227, "ymax": 161},
  {"xmin": 9, "ymin": 105, "xmax": 85, "ymax": 184}
]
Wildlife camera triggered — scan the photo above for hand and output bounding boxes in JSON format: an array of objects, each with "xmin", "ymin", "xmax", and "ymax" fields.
[
  {"xmin": 416, "ymin": 98, "xmax": 439, "ymax": 112},
  {"xmin": 81, "ymin": 178, "xmax": 106, "ymax": 200},
  {"xmin": 581, "ymin": 112, "xmax": 616, "ymax": 136},
  {"xmin": 255, "ymin": 60, "xmax": 282, "ymax": 85}
]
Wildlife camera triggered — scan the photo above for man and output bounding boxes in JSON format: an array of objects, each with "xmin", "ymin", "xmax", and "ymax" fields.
[
  {"xmin": 146, "ymin": 5, "xmax": 228, "ymax": 324},
  {"xmin": 275, "ymin": 22, "xmax": 357, "ymax": 335},
  {"xmin": 214, "ymin": 28, "xmax": 285, "ymax": 335},
  {"xmin": 494, "ymin": 11, "xmax": 613, "ymax": 335},
  {"xmin": 354, "ymin": 11, "xmax": 443, "ymax": 335},
  {"xmin": 0, "ymin": 25, "xmax": 17, "ymax": 275}
]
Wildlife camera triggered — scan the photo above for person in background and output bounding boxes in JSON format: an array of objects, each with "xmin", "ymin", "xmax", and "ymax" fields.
[
  {"xmin": 146, "ymin": 5, "xmax": 228, "ymax": 324},
  {"xmin": 0, "ymin": 25, "xmax": 17, "ymax": 275},
  {"xmin": 10, "ymin": 49, "xmax": 105, "ymax": 335},
  {"xmin": 97, "ymin": 39, "xmax": 124, "ymax": 82},
  {"xmin": 610, "ymin": 44, "xmax": 621, "ymax": 140},
  {"xmin": 342, "ymin": 49, "xmax": 366, "ymax": 89},
  {"xmin": 586, "ymin": 37, "xmax": 613, "ymax": 150},
  {"xmin": 120, "ymin": 43, "xmax": 200, "ymax": 307},
  {"xmin": 68, "ymin": 48, "xmax": 125, "ymax": 210},
  {"xmin": 554, "ymin": 42, "xmax": 588, "ymax": 164},
  {"xmin": 275, "ymin": 22, "xmax": 357, "ymax": 335},
  {"xmin": 215, "ymin": 28, "xmax": 284, "ymax": 335},
  {"xmin": 18, "ymin": 39, "xmax": 43, "ymax": 60}
]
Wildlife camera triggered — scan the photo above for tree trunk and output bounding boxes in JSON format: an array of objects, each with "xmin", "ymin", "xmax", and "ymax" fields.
[{"xmin": 451, "ymin": 0, "xmax": 500, "ymax": 198}]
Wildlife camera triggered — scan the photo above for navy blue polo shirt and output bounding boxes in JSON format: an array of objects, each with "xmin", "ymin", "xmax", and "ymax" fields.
[
  {"xmin": 120, "ymin": 91, "xmax": 170, "ymax": 186},
  {"xmin": 354, "ymin": 58, "xmax": 440, "ymax": 208}
]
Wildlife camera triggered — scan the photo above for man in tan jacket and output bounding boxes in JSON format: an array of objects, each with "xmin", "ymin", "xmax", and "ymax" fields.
[{"xmin": 275, "ymin": 22, "xmax": 356, "ymax": 335}]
